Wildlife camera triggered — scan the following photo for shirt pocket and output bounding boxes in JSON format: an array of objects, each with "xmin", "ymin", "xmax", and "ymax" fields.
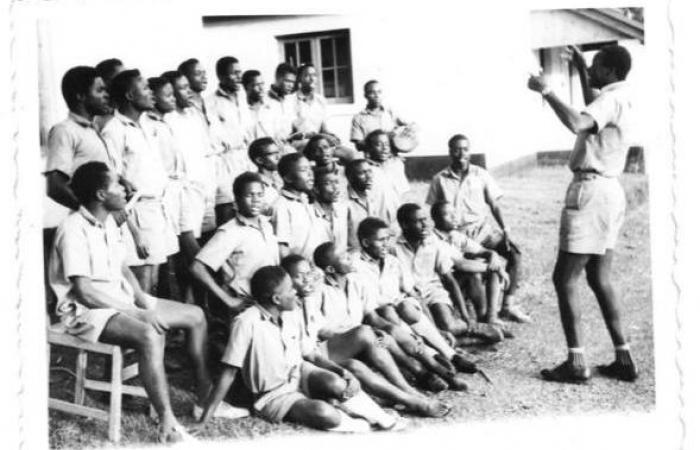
[{"xmin": 564, "ymin": 180, "xmax": 594, "ymax": 211}]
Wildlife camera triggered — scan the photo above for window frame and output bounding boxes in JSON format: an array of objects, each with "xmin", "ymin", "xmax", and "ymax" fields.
[{"xmin": 277, "ymin": 29, "xmax": 354, "ymax": 104}]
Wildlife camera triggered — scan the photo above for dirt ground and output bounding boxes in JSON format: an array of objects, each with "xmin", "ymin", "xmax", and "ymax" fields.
[{"xmin": 48, "ymin": 166, "xmax": 654, "ymax": 448}]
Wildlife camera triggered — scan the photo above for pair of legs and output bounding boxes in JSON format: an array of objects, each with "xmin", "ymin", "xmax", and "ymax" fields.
[
  {"xmin": 130, "ymin": 265, "xmax": 160, "ymax": 296},
  {"xmin": 460, "ymin": 271, "xmax": 503, "ymax": 324},
  {"xmin": 99, "ymin": 299, "xmax": 211, "ymax": 440}
]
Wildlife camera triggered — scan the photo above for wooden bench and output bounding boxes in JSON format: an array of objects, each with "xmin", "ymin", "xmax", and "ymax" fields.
[{"xmin": 47, "ymin": 324, "xmax": 151, "ymax": 443}]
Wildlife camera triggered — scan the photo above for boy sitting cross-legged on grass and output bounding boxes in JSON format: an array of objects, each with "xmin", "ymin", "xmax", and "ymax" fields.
[
  {"xmin": 353, "ymin": 217, "xmax": 478, "ymax": 382},
  {"xmin": 282, "ymin": 250, "xmax": 450, "ymax": 417},
  {"xmin": 49, "ymin": 161, "xmax": 217, "ymax": 443},
  {"xmin": 197, "ymin": 266, "xmax": 404, "ymax": 431},
  {"xmin": 430, "ymin": 201, "xmax": 514, "ymax": 333}
]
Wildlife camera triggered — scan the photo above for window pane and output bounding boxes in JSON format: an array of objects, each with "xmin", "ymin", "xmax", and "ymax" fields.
[
  {"xmin": 336, "ymin": 67, "xmax": 352, "ymax": 98},
  {"xmin": 284, "ymin": 43, "xmax": 297, "ymax": 66},
  {"xmin": 299, "ymin": 40, "xmax": 312, "ymax": 65},
  {"xmin": 322, "ymin": 69, "xmax": 336, "ymax": 98},
  {"xmin": 335, "ymin": 35, "xmax": 350, "ymax": 66},
  {"xmin": 320, "ymin": 38, "xmax": 334, "ymax": 68}
]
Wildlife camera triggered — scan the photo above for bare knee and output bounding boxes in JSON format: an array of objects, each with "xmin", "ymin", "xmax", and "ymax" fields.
[
  {"xmin": 352, "ymin": 325, "xmax": 376, "ymax": 348},
  {"xmin": 397, "ymin": 302, "xmax": 421, "ymax": 323},
  {"xmin": 342, "ymin": 358, "xmax": 369, "ymax": 375},
  {"xmin": 136, "ymin": 326, "xmax": 164, "ymax": 353}
]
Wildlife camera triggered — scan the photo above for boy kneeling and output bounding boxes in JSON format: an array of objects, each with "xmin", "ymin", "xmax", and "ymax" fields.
[{"xmin": 198, "ymin": 266, "xmax": 402, "ymax": 431}]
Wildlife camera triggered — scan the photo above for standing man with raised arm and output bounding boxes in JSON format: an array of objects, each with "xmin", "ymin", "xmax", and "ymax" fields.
[{"xmin": 527, "ymin": 44, "xmax": 638, "ymax": 383}]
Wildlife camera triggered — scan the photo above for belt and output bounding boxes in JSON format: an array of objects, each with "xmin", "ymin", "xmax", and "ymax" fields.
[{"xmin": 573, "ymin": 169, "xmax": 602, "ymax": 181}]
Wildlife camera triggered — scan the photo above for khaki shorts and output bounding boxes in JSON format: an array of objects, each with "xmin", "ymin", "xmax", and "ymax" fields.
[
  {"xmin": 125, "ymin": 199, "xmax": 178, "ymax": 266},
  {"xmin": 559, "ymin": 175, "xmax": 625, "ymax": 255},
  {"xmin": 415, "ymin": 284, "xmax": 453, "ymax": 308},
  {"xmin": 254, "ymin": 361, "xmax": 316, "ymax": 423}
]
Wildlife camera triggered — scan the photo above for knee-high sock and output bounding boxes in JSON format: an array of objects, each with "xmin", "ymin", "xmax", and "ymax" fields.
[{"xmin": 410, "ymin": 315, "xmax": 455, "ymax": 359}]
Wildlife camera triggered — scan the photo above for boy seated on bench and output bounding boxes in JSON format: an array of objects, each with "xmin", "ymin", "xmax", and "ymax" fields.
[
  {"xmin": 282, "ymin": 251, "xmax": 451, "ymax": 416},
  {"xmin": 430, "ymin": 201, "xmax": 512, "ymax": 330},
  {"xmin": 197, "ymin": 266, "xmax": 402, "ymax": 431},
  {"xmin": 48, "ymin": 161, "xmax": 224, "ymax": 443}
]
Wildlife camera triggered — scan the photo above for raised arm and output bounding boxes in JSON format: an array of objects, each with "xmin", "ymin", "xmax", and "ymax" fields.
[{"xmin": 528, "ymin": 75, "xmax": 596, "ymax": 134}]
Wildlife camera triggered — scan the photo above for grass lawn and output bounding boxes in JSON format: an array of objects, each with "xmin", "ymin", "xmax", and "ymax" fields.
[{"xmin": 48, "ymin": 165, "xmax": 654, "ymax": 448}]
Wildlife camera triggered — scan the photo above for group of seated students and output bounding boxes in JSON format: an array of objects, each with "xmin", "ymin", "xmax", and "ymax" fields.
[{"xmin": 45, "ymin": 56, "xmax": 531, "ymax": 443}]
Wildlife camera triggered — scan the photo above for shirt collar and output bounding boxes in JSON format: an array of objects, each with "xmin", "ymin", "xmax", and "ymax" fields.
[
  {"xmin": 254, "ymin": 303, "xmax": 281, "ymax": 326},
  {"xmin": 433, "ymin": 228, "xmax": 450, "ymax": 241},
  {"xmin": 313, "ymin": 201, "xmax": 337, "ymax": 219},
  {"xmin": 77, "ymin": 206, "xmax": 105, "ymax": 228},
  {"xmin": 68, "ymin": 112, "xmax": 95, "ymax": 128},
  {"xmin": 145, "ymin": 110, "xmax": 165, "ymax": 122},
  {"xmin": 280, "ymin": 188, "xmax": 309, "ymax": 203},
  {"xmin": 268, "ymin": 85, "xmax": 287, "ymax": 101},
  {"xmin": 234, "ymin": 213, "xmax": 265, "ymax": 229},
  {"xmin": 114, "ymin": 110, "xmax": 141, "ymax": 128},
  {"xmin": 361, "ymin": 105, "xmax": 386, "ymax": 115},
  {"xmin": 442, "ymin": 165, "xmax": 471, "ymax": 180},
  {"xmin": 601, "ymin": 80, "xmax": 627, "ymax": 93},
  {"xmin": 216, "ymin": 86, "xmax": 240, "ymax": 100}
]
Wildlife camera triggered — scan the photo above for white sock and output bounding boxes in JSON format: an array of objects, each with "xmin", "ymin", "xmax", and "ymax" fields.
[
  {"xmin": 410, "ymin": 315, "xmax": 456, "ymax": 359},
  {"xmin": 327, "ymin": 409, "xmax": 371, "ymax": 433},
  {"xmin": 340, "ymin": 391, "xmax": 394, "ymax": 428}
]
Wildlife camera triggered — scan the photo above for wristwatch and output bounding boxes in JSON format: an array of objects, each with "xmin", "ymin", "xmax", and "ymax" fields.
[{"xmin": 541, "ymin": 87, "xmax": 553, "ymax": 97}]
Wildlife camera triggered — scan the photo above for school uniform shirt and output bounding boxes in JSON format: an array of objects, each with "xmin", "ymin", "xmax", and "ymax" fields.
[
  {"xmin": 221, "ymin": 304, "xmax": 316, "ymax": 395},
  {"xmin": 316, "ymin": 274, "xmax": 377, "ymax": 336},
  {"xmin": 352, "ymin": 250, "xmax": 412, "ymax": 307},
  {"xmin": 195, "ymin": 214, "xmax": 279, "ymax": 297},
  {"xmin": 271, "ymin": 189, "xmax": 319, "ymax": 260},
  {"xmin": 349, "ymin": 106, "xmax": 406, "ymax": 143},
  {"xmin": 432, "ymin": 228, "xmax": 485, "ymax": 257},
  {"xmin": 569, "ymin": 81, "xmax": 633, "ymax": 177},
  {"xmin": 346, "ymin": 187, "xmax": 383, "ymax": 251},
  {"xmin": 394, "ymin": 235, "xmax": 454, "ymax": 295},
  {"xmin": 292, "ymin": 91, "xmax": 327, "ymax": 135},
  {"xmin": 206, "ymin": 87, "xmax": 250, "ymax": 151},
  {"xmin": 259, "ymin": 171, "xmax": 284, "ymax": 216},
  {"xmin": 49, "ymin": 208, "xmax": 135, "ymax": 327},
  {"xmin": 312, "ymin": 200, "xmax": 350, "ymax": 252},
  {"xmin": 164, "ymin": 107, "xmax": 217, "ymax": 191},
  {"xmin": 246, "ymin": 98, "xmax": 287, "ymax": 143},
  {"xmin": 425, "ymin": 165, "xmax": 503, "ymax": 230},
  {"xmin": 366, "ymin": 157, "xmax": 409, "ymax": 225},
  {"xmin": 141, "ymin": 112, "xmax": 186, "ymax": 179},
  {"xmin": 267, "ymin": 87, "xmax": 297, "ymax": 138},
  {"xmin": 45, "ymin": 112, "xmax": 116, "ymax": 177}
]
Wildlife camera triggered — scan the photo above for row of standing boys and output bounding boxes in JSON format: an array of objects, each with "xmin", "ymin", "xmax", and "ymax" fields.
[{"xmin": 45, "ymin": 56, "xmax": 530, "ymax": 441}]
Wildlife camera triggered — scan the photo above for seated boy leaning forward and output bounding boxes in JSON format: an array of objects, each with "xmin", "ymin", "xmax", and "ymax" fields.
[
  {"xmin": 48, "ymin": 161, "xmax": 240, "ymax": 443},
  {"xmin": 353, "ymin": 217, "xmax": 479, "ymax": 380},
  {"xmin": 284, "ymin": 248, "xmax": 450, "ymax": 417},
  {"xmin": 198, "ymin": 266, "xmax": 404, "ymax": 431},
  {"xmin": 430, "ymin": 201, "xmax": 513, "ymax": 330},
  {"xmin": 247, "ymin": 137, "xmax": 283, "ymax": 216},
  {"xmin": 426, "ymin": 133, "xmax": 530, "ymax": 323},
  {"xmin": 190, "ymin": 172, "xmax": 280, "ymax": 317},
  {"xmin": 395, "ymin": 203, "xmax": 504, "ymax": 345}
]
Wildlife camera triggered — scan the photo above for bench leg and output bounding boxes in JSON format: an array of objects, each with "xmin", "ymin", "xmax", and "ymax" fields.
[
  {"xmin": 108, "ymin": 348, "xmax": 123, "ymax": 443},
  {"xmin": 74, "ymin": 350, "xmax": 87, "ymax": 405}
]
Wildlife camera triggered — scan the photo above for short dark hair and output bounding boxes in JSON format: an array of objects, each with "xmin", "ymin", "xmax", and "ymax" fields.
[
  {"xmin": 278, "ymin": 153, "xmax": 305, "ymax": 179},
  {"xmin": 280, "ymin": 254, "xmax": 307, "ymax": 275},
  {"xmin": 161, "ymin": 70, "xmax": 185, "ymax": 87},
  {"xmin": 95, "ymin": 58, "xmax": 123, "ymax": 84},
  {"xmin": 248, "ymin": 137, "xmax": 277, "ymax": 163},
  {"xmin": 363, "ymin": 79, "xmax": 379, "ymax": 94},
  {"xmin": 61, "ymin": 66, "xmax": 100, "ymax": 111},
  {"xmin": 303, "ymin": 134, "xmax": 331, "ymax": 161},
  {"xmin": 242, "ymin": 70, "xmax": 261, "ymax": 88},
  {"xmin": 313, "ymin": 241, "xmax": 336, "ymax": 270},
  {"xmin": 216, "ymin": 56, "xmax": 239, "ymax": 79},
  {"xmin": 597, "ymin": 44, "xmax": 632, "ymax": 80},
  {"xmin": 448, "ymin": 134, "xmax": 469, "ymax": 150},
  {"xmin": 250, "ymin": 266, "xmax": 288, "ymax": 302},
  {"xmin": 177, "ymin": 58, "xmax": 199, "ymax": 77},
  {"xmin": 147, "ymin": 76, "xmax": 170, "ymax": 94},
  {"xmin": 365, "ymin": 129, "xmax": 388, "ymax": 147},
  {"xmin": 345, "ymin": 158, "xmax": 368, "ymax": 181},
  {"xmin": 357, "ymin": 217, "xmax": 389, "ymax": 243},
  {"xmin": 275, "ymin": 62, "xmax": 296, "ymax": 79},
  {"xmin": 69, "ymin": 161, "xmax": 111, "ymax": 206},
  {"xmin": 396, "ymin": 203, "xmax": 421, "ymax": 225},
  {"xmin": 233, "ymin": 171, "xmax": 263, "ymax": 198},
  {"xmin": 429, "ymin": 201, "xmax": 449, "ymax": 223},
  {"xmin": 109, "ymin": 69, "xmax": 141, "ymax": 106}
]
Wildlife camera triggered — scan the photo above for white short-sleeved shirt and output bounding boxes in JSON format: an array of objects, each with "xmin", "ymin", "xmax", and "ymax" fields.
[
  {"xmin": 268, "ymin": 88, "xmax": 297, "ymax": 137},
  {"xmin": 316, "ymin": 274, "xmax": 377, "ymax": 335},
  {"xmin": 259, "ymin": 171, "xmax": 284, "ymax": 216},
  {"xmin": 432, "ymin": 228, "xmax": 485, "ymax": 258},
  {"xmin": 164, "ymin": 108, "xmax": 216, "ymax": 191},
  {"xmin": 272, "ymin": 189, "xmax": 319, "ymax": 259},
  {"xmin": 206, "ymin": 87, "xmax": 250, "ymax": 151},
  {"xmin": 292, "ymin": 92, "xmax": 327, "ymax": 134},
  {"xmin": 353, "ymin": 251, "xmax": 411, "ymax": 307},
  {"xmin": 312, "ymin": 201, "xmax": 350, "ymax": 252},
  {"xmin": 49, "ymin": 208, "xmax": 135, "ymax": 321},
  {"xmin": 221, "ymin": 305, "xmax": 314, "ymax": 395},
  {"xmin": 349, "ymin": 106, "xmax": 405, "ymax": 143},
  {"xmin": 347, "ymin": 187, "xmax": 384, "ymax": 250},
  {"xmin": 425, "ymin": 165, "xmax": 503, "ymax": 229},
  {"xmin": 141, "ymin": 112, "xmax": 186, "ymax": 179},
  {"xmin": 247, "ymin": 99, "xmax": 287, "ymax": 143},
  {"xmin": 570, "ymin": 81, "xmax": 633, "ymax": 177},
  {"xmin": 45, "ymin": 113, "xmax": 115, "ymax": 177},
  {"xmin": 195, "ymin": 214, "xmax": 279, "ymax": 297},
  {"xmin": 367, "ymin": 157, "xmax": 409, "ymax": 225},
  {"xmin": 394, "ymin": 235, "xmax": 454, "ymax": 293},
  {"xmin": 101, "ymin": 111, "xmax": 168, "ymax": 197}
]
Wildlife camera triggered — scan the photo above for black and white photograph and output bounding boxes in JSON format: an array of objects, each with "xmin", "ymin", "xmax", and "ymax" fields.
[{"xmin": 2, "ymin": 0, "xmax": 697, "ymax": 449}]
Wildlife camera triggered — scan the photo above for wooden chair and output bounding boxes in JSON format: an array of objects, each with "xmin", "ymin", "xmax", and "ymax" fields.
[{"xmin": 47, "ymin": 324, "xmax": 151, "ymax": 443}]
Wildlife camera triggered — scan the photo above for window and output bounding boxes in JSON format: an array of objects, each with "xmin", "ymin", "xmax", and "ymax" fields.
[{"xmin": 278, "ymin": 29, "xmax": 354, "ymax": 104}]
